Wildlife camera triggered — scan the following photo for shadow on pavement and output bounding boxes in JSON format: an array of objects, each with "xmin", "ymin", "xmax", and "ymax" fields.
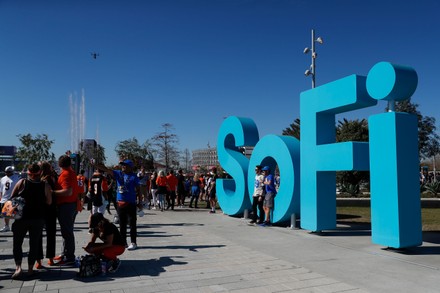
[
  {"xmin": 116, "ymin": 256, "xmax": 187, "ymax": 277},
  {"xmin": 137, "ymin": 244, "xmax": 226, "ymax": 252}
]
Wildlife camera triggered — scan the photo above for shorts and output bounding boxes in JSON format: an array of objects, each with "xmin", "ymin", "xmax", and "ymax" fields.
[
  {"xmin": 263, "ymin": 192, "xmax": 275, "ymax": 208},
  {"xmin": 92, "ymin": 204, "xmax": 107, "ymax": 214}
]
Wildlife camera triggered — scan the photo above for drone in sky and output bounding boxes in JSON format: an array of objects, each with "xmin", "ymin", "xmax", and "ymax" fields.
[{"xmin": 91, "ymin": 52, "xmax": 99, "ymax": 59}]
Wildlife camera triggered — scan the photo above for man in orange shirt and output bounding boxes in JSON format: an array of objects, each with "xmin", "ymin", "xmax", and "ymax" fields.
[
  {"xmin": 166, "ymin": 170, "xmax": 178, "ymax": 210},
  {"xmin": 52, "ymin": 155, "xmax": 79, "ymax": 265}
]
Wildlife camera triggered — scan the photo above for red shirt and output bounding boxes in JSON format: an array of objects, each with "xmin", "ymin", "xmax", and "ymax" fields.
[
  {"xmin": 166, "ymin": 174, "xmax": 178, "ymax": 191},
  {"xmin": 57, "ymin": 167, "xmax": 79, "ymax": 204},
  {"xmin": 156, "ymin": 176, "xmax": 168, "ymax": 187}
]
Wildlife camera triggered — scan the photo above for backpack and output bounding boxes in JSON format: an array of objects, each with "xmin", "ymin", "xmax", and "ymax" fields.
[{"xmin": 78, "ymin": 255, "xmax": 102, "ymax": 278}]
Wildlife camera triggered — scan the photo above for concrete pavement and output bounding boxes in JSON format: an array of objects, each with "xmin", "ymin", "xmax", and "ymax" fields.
[{"xmin": 0, "ymin": 205, "xmax": 439, "ymax": 292}]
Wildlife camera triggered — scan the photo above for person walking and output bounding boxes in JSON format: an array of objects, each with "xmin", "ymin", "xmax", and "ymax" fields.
[
  {"xmin": 0, "ymin": 166, "xmax": 20, "ymax": 232},
  {"xmin": 98, "ymin": 160, "xmax": 141, "ymax": 251},
  {"xmin": 10, "ymin": 163, "xmax": 52, "ymax": 279}
]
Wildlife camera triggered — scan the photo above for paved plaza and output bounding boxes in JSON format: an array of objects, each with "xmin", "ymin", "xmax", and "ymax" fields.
[{"xmin": 1, "ymin": 205, "xmax": 440, "ymax": 293}]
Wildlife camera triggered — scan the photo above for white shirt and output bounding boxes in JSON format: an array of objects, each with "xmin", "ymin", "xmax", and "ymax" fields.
[
  {"xmin": 253, "ymin": 173, "xmax": 265, "ymax": 197},
  {"xmin": 0, "ymin": 174, "xmax": 21, "ymax": 203}
]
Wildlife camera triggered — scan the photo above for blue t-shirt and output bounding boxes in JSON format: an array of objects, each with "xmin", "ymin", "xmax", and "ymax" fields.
[
  {"xmin": 265, "ymin": 174, "xmax": 277, "ymax": 194},
  {"xmin": 113, "ymin": 170, "xmax": 139, "ymax": 203}
]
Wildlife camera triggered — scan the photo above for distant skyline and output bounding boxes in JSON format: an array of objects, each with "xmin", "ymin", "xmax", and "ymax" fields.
[{"xmin": 1, "ymin": 0, "xmax": 439, "ymax": 165}]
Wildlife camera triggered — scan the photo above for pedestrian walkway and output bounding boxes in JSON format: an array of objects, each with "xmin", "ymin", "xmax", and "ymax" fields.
[{"xmin": 0, "ymin": 206, "xmax": 439, "ymax": 292}]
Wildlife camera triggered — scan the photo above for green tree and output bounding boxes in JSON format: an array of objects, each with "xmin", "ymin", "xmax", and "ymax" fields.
[
  {"xmin": 151, "ymin": 123, "xmax": 180, "ymax": 171},
  {"xmin": 423, "ymin": 133, "xmax": 440, "ymax": 178},
  {"xmin": 181, "ymin": 148, "xmax": 192, "ymax": 172},
  {"xmin": 282, "ymin": 118, "xmax": 300, "ymax": 140},
  {"xmin": 336, "ymin": 118, "xmax": 369, "ymax": 142},
  {"xmin": 16, "ymin": 133, "xmax": 55, "ymax": 169},
  {"xmin": 115, "ymin": 137, "xmax": 154, "ymax": 170},
  {"xmin": 336, "ymin": 119, "xmax": 370, "ymax": 196},
  {"xmin": 392, "ymin": 99, "xmax": 437, "ymax": 159}
]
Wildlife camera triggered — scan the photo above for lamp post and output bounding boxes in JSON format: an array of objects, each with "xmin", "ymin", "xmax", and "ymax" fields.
[{"xmin": 304, "ymin": 29, "xmax": 323, "ymax": 88}]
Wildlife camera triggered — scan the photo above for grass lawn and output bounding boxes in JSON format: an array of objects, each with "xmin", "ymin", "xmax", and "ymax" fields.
[{"xmin": 337, "ymin": 206, "xmax": 440, "ymax": 231}]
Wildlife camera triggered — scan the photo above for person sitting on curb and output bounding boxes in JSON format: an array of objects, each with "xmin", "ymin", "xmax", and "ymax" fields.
[{"xmin": 83, "ymin": 213, "xmax": 125, "ymax": 273}]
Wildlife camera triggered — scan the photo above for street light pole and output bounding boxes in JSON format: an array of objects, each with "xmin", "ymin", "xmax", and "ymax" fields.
[
  {"xmin": 304, "ymin": 29, "xmax": 323, "ymax": 88},
  {"xmin": 311, "ymin": 29, "xmax": 316, "ymax": 88}
]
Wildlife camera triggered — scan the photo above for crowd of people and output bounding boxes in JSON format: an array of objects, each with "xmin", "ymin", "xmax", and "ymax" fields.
[{"xmin": 0, "ymin": 156, "xmax": 222, "ymax": 280}]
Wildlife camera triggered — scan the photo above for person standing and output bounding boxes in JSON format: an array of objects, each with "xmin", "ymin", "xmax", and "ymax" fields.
[
  {"xmin": 176, "ymin": 169, "xmax": 186, "ymax": 208},
  {"xmin": 77, "ymin": 169, "xmax": 88, "ymax": 209},
  {"xmin": 189, "ymin": 173, "xmax": 201, "ymax": 208},
  {"xmin": 156, "ymin": 170, "xmax": 168, "ymax": 211},
  {"xmin": 137, "ymin": 167, "xmax": 149, "ymax": 208},
  {"xmin": 150, "ymin": 171, "xmax": 158, "ymax": 210},
  {"xmin": 260, "ymin": 166, "xmax": 277, "ymax": 226},
  {"xmin": 36, "ymin": 161, "xmax": 59, "ymax": 268},
  {"xmin": 88, "ymin": 169, "xmax": 109, "ymax": 215},
  {"xmin": 53, "ymin": 154, "xmax": 80, "ymax": 265},
  {"xmin": 207, "ymin": 167, "xmax": 219, "ymax": 214},
  {"xmin": 0, "ymin": 166, "xmax": 20, "ymax": 232},
  {"xmin": 98, "ymin": 160, "xmax": 141, "ymax": 251},
  {"xmin": 10, "ymin": 163, "xmax": 52, "ymax": 279},
  {"xmin": 249, "ymin": 165, "xmax": 265, "ymax": 224},
  {"xmin": 166, "ymin": 170, "xmax": 178, "ymax": 210}
]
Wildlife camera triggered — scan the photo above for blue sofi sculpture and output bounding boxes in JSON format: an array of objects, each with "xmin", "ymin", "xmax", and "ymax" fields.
[{"xmin": 217, "ymin": 61, "xmax": 422, "ymax": 249}]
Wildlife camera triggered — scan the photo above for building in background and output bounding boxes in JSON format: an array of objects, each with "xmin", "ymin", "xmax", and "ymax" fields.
[{"xmin": 192, "ymin": 147, "xmax": 218, "ymax": 172}]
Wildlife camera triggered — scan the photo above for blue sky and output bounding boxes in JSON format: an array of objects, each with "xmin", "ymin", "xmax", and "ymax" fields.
[{"xmin": 1, "ymin": 0, "xmax": 439, "ymax": 165}]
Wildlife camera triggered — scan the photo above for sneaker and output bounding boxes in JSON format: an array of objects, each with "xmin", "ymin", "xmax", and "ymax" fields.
[
  {"xmin": 35, "ymin": 260, "xmax": 43, "ymax": 269},
  {"xmin": 0, "ymin": 225, "xmax": 10, "ymax": 232},
  {"xmin": 249, "ymin": 220, "xmax": 256, "ymax": 224},
  {"xmin": 108, "ymin": 259, "xmax": 121, "ymax": 273},
  {"xmin": 47, "ymin": 258, "xmax": 55, "ymax": 266},
  {"xmin": 53, "ymin": 255, "xmax": 63, "ymax": 261},
  {"xmin": 209, "ymin": 210, "xmax": 216, "ymax": 213},
  {"xmin": 56, "ymin": 257, "xmax": 75, "ymax": 266},
  {"xmin": 127, "ymin": 243, "xmax": 137, "ymax": 251},
  {"xmin": 259, "ymin": 221, "xmax": 271, "ymax": 227}
]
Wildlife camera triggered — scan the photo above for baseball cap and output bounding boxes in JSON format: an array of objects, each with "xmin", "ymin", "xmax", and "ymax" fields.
[
  {"xmin": 120, "ymin": 159, "xmax": 134, "ymax": 168},
  {"xmin": 262, "ymin": 166, "xmax": 270, "ymax": 171},
  {"xmin": 5, "ymin": 166, "xmax": 14, "ymax": 173}
]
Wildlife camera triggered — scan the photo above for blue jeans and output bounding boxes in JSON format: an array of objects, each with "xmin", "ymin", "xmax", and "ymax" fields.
[{"xmin": 57, "ymin": 202, "xmax": 77, "ymax": 261}]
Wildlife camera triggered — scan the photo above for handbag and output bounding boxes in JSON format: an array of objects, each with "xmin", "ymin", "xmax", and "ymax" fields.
[
  {"xmin": 1, "ymin": 179, "xmax": 27, "ymax": 219},
  {"xmin": 1, "ymin": 197, "xmax": 25, "ymax": 219}
]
